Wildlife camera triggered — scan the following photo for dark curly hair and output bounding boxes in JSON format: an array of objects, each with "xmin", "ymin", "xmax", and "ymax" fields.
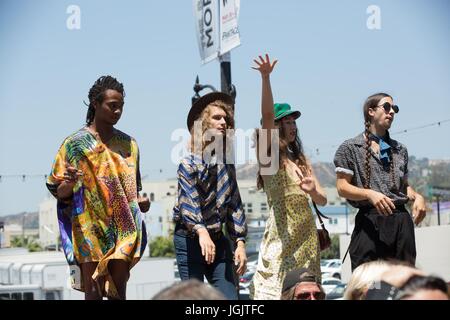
[{"xmin": 85, "ymin": 75, "xmax": 125, "ymax": 125}]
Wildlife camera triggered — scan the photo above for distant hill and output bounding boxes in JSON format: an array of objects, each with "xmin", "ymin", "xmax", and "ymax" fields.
[
  {"xmin": 236, "ymin": 162, "xmax": 337, "ymax": 187},
  {"xmin": 237, "ymin": 156, "xmax": 450, "ymax": 195},
  {"xmin": 0, "ymin": 211, "xmax": 39, "ymax": 229}
]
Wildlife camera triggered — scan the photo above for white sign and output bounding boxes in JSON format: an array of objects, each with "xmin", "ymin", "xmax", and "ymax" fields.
[
  {"xmin": 193, "ymin": 0, "xmax": 219, "ymax": 64},
  {"xmin": 193, "ymin": 0, "xmax": 240, "ymax": 64},
  {"xmin": 219, "ymin": 0, "xmax": 241, "ymax": 56}
]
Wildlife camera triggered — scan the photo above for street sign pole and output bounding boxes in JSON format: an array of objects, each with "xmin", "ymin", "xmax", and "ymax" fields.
[
  {"xmin": 437, "ymin": 195, "xmax": 441, "ymax": 226},
  {"xmin": 220, "ymin": 52, "xmax": 235, "ymax": 98}
]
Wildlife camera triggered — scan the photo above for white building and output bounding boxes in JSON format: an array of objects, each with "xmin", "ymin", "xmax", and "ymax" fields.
[
  {"xmin": 0, "ymin": 251, "xmax": 175, "ymax": 300},
  {"xmin": 315, "ymin": 188, "xmax": 356, "ymax": 235},
  {"xmin": 38, "ymin": 195, "xmax": 58, "ymax": 249}
]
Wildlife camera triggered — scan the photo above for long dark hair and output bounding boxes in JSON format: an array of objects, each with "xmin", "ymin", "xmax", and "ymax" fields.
[
  {"xmin": 362, "ymin": 92, "xmax": 396, "ymax": 190},
  {"xmin": 85, "ymin": 75, "xmax": 125, "ymax": 125},
  {"xmin": 255, "ymin": 119, "xmax": 307, "ymax": 190}
]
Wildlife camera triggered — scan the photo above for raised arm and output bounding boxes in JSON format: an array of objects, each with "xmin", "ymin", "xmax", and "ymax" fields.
[{"xmin": 252, "ymin": 54, "xmax": 278, "ymax": 151}]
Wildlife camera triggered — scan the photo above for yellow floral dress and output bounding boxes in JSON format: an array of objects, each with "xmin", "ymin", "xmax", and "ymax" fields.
[{"xmin": 249, "ymin": 161, "xmax": 321, "ymax": 300}]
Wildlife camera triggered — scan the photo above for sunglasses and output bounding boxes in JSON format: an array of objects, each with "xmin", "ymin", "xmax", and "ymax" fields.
[
  {"xmin": 376, "ymin": 102, "xmax": 399, "ymax": 114},
  {"xmin": 294, "ymin": 291, "xmax": 326, "ymax": 300}
]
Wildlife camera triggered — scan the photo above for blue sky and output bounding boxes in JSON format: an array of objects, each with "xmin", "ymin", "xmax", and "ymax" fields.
[{"xmin": 1, "ymin": 0, "xmax": 449, "ymax": 216}]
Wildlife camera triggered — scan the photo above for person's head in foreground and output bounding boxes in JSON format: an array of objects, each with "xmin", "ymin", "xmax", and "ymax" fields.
[
  {"xmin": 344, "ymin": 260, "xmax": 395, "ymax": 300},
  {"xmin": 152, "ymin": 279, "xmax": 226, "ymax": 300},
  {"xmin": 281, "ymin": 268, "xmax": 325, "ymax": 300},
  {"xmin": 396, "ymin": 275, "xmax": 448, "ymax": 300}
]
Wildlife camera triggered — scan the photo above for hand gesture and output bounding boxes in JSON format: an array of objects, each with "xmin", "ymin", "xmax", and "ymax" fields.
[
  {"xmin": 57, "ymin": 163, "xmax": 83, "ymax": 200},
  {"xmin": 197, "ymin": 228, "xmax": 216, "ymax": 264},
  {"xmin": 366, "ymin": 190, "xmax": 396, "ymax": 216},
  {"xmin": 252, "ymin": 54, "xmax": 278, "ymax": 77},
  {"xmin": 63, "ymin": 163, "xmax": 83, "ymax": 187},
  {"xmin": 412, "ymin": 195, "xmax": 426, "ymax": 225},
  {"xmin": 138, "ymin": 194, "xmax": 151, "ymax": 213},
  {"xmin": 294, "ymin": 165, "xmax": 317, "ymax": 194},
  {"xmin": 234, "ymin": 242, "xmax": 247, "ymax": 276}
]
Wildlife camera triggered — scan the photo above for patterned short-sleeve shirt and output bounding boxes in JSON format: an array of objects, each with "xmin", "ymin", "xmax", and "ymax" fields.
[{"xmin": 333, "ymin": 132, "xmax": 410, "ymax": 208}]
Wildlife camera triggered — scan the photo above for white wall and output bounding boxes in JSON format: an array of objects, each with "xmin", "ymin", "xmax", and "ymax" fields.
[{"xmin": 340, "ymin": 225, "xmax": 450, "ymax": 283}]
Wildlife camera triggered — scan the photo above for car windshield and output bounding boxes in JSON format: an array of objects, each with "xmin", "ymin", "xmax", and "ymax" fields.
[
  {"xmin": 320, "ymin": 261, "xmax": 329, "ymax": 267},
  {"xmin": 330, "ymin": 284, "xmax": 346, "ymax": 294},
  {"xmin": 323, "ymin": 280, "xmax": 341, "ymax": 285}
]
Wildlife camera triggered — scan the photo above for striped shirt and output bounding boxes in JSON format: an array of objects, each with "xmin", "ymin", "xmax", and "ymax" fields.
[{"xmin": 172, "ymin": 154, "xmax": 247, "ymax": 242}]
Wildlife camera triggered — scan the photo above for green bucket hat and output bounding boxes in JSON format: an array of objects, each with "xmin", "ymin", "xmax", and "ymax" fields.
[{"xmin": 260, "ymin": 103, "xmax": 301, "ymax": 124}]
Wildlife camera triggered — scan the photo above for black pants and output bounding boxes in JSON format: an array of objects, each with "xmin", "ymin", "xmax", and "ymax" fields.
[{"xmin": 349, "ymin": 205, "xmax": 416, "ymax": 271}]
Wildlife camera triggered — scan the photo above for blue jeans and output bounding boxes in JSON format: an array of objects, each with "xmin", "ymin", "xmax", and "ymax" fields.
[{"xmin": 173, "ymin": 232, "xmax": 238, "ymax": 300}]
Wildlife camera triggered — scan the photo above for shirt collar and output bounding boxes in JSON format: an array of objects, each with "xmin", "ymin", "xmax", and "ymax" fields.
[{"xmin": 353, "ymin": 132, "xmax": 400, "ymax": 150}]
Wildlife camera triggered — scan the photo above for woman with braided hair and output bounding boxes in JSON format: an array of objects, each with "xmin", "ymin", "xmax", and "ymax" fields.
[
  {"xmin": 334, "ymin": 93, "xmax": 426, "ymax": 271},
  {"xmin": 46, "ymin": 75, "xmax": 150, "ymax": 299}
]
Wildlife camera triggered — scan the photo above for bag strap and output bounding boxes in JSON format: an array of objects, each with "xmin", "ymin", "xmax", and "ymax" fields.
[{"xmin": 312, "ymin": 201, "xmax": 330, "ymax": 230}]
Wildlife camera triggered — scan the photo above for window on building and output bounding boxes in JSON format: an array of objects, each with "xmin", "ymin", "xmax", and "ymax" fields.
[
  {"xmin": 334, "ymin": 219, "xmax": 338, "ymax": 224},
  {"xmin": 260, "ymin": 203, "xmax": 267, "ymax": 212},
  {"xmin": 45, "ymin": 291, "xmax": 59, "ymax": 300},
  {"xmin": 158, "ymin": 217, "xmax": 163, "ymax": 223},
  {"xmin": 247, "ymin": 208, "xmax": 253, "ymax": 213},
  {"xmin": 150, "ymin": 193, "xmax": 155, "ymax": 202},
  {"xmin": 23, "ymin": 292, "xmax": 34, "ymax": 300},
  {"xmin": 11, "ymin": 292, "xmax": 22, "ymax": 300},
  {"xmin": 247, "ymin": 203, "xmax": 253, "ymax": 208}
]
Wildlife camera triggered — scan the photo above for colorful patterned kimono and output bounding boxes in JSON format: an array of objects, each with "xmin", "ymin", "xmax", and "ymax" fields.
[{"xmin": 46, "ymin": 127, "xmax": 147, "ymax": 298}]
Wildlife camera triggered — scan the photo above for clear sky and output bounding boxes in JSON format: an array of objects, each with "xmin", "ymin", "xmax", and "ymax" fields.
[{"xmin": 1, "ymin": 0, "xmax": 450, "ymax": 216}]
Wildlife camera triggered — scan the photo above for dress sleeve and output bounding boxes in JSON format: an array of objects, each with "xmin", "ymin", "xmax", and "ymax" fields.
[
  {"xmin": 135, "ymin": 143, "xmax": 142, "ymax": 193},
  {"xmin": 46, "ymin": 141, "xmax": 68, "ymax": 198}
]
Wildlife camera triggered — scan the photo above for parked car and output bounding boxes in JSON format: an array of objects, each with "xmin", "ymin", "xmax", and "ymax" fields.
[
  {"xmin": 325, "ymin": 283, "xmax": 347, "ymax": 300},
  {"xmin": 239, "ymin": 270, "xmax": 254, "ymax": 290},
  {"xmin": 321, "ymin": 277, "xmax": 342, "ymax": 295},
  {"xmin": 321, "ymin": 259, "xmax": 342, "ymax": 279},
  {"xmin": 238, "ymin": 270, "xmax": 254, "ymax": 300}
]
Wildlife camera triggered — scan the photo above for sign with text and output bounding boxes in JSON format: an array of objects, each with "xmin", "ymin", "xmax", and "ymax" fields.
[{"xmin": 193, "ymin": 0, "xmax": 240, "ymax": 64}]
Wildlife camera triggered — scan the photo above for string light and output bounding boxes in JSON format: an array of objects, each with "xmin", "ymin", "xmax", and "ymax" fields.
[{"xmin": 307, "ymin": 117, "xmax": 450, "ymax": 155}]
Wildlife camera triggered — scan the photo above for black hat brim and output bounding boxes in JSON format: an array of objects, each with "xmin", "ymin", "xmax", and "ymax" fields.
[{"xmin": 187, "ymin": 92, "xmax": 234, "ymax": 131}]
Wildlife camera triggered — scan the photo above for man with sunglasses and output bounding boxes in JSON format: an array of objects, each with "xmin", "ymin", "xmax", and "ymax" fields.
[
  {"xmin": 281, "ymin": 268, "xmax": 326, "ymax": 300},
  {"xmin": 334, "ymin": 93, "xmax": 427, "ymax": 271}
]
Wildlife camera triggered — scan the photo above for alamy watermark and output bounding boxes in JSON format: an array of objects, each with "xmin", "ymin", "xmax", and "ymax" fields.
[
  {"xmin": 367, "ymin": 5, "xmax": 381, "ymax": 30},
  {"xmin": 171, "ymin": 122, "xmax": 281, "ymax": 175},
  {"xmin": 66, "ymin": 5, "xmax": 81, "ymax": 30}
]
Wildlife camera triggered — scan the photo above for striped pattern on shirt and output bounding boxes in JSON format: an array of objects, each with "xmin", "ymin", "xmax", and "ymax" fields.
[{"xmin": 172, "ymin": 154, "xmax": 247, "ymax": 242}]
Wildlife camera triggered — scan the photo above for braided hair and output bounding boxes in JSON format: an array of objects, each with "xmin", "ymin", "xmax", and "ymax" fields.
[
  {"xmin": 362, "ymin": 93, "xmax": 396, "ymax": 190},
  {"xmin": 85, "ymin": 75, "xmax": 125, "ymax": 125}
]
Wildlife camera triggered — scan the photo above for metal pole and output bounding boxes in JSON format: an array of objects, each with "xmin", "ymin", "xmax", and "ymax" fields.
[
  {"xmin": 437, "ymin": 195, "xmax": 441, "ymax": 226},
  {"xmin": 22, "ymin": 213, "xmax": 25, "ymax": 239},
  {"xmin": 345, "ymin": 205, "xmax": 349, "ymax": 235},
  {"xmin": 220, "ymin": 52, "xmax": 232, "ymax": 94}
]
